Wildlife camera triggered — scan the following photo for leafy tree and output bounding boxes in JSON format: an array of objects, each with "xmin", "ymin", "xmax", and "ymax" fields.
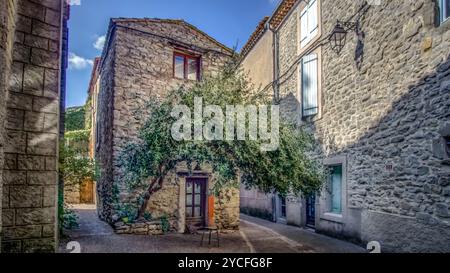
[
  {"xmin": 119, "ymin": 58, "xmax": 325, "ymax": 220},
  {"xmin": 65, "ymin": 106, "xmax": 85, "ymax": 131}
]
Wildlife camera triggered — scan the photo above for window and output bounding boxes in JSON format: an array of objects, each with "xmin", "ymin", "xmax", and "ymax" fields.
[
  {"xmin": 185, "ymin": 179, "xmax": 205, "ymax": 220},
  {"xmin": 439, "ymin": 0, "xmax": 450, "ymax": 24},
  {"xmin": 329, "ymin": 165, "xmax": 342, "ymax": 214},
  {"xmin": 301, "ymin": 53, "xmax": 319, "ymax": 117},
  {"xmin": 174, "ymin": 52, "xmax": 200, "ymax": 80},
  {"xmin": 300, "ymin": 0, "xmax": 319, "ymax": 48}
]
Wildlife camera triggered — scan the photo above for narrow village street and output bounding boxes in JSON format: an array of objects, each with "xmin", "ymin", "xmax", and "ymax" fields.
[{"xmin": 59, "ymin": 205, "xmax": 365, "ymax": 253}]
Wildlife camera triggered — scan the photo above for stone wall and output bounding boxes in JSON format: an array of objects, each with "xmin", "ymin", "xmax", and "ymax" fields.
[
  {"xmin": 111, "ymin": 166, "xmax": 240, "ymax": 234},
  {"xmin": 95, "ymin": 19, "xmax": 238, "ymax": 229},
  {"xmin": 96, "ymin": 26, "xmax": 116, "ymax": 222},
  {"xmin": 1, "ymin": 0, "xmax": 64, "ymax": 253},
  {"xmin": 0, "ymin": 0, "xmax": 19, "ymax": 252},
  {"xmin": 273, "ymin": 0, "xmax": 450, "ymax": 252}
]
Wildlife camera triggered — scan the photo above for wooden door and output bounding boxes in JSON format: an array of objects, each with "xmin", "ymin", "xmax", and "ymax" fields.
[
  {"xmin": 80, "ymin": 179, "xmax": 94, "ymax": 204},
  {"xmin": 185, "ymin": 178, "xmax": 207, "ymax": 228}
]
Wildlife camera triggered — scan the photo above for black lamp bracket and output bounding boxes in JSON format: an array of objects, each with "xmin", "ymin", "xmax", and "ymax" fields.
[{"xmin": 337, "ymin": 20, "xmax": 358, "ymax": 32}]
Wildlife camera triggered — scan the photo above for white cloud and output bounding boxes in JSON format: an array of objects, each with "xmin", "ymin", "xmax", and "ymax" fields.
[
  {"xmin": 93, "ymin": 35, "xmax": 106, "ymax": 51},
  {"xmin": 67, "ymin": 0, "xmax": 81, "ymax": 5},
  {"xmin": 68, "ymin": 52, "xmax": 93, "ymax": 70}
]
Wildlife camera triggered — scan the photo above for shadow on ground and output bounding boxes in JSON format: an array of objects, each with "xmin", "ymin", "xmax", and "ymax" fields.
[{"xmin": 59, "ymin": 206, "xmax": 365, "ymax": 253}]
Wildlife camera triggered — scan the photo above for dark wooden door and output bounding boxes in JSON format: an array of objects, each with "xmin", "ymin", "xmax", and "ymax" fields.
[
  {"xmin": 306, "ymin": 194, "xmax": 316, "ymax": 228},
  {"xmin": 185, "ymin": 178, "xmax": 207, "ymax": 228}
]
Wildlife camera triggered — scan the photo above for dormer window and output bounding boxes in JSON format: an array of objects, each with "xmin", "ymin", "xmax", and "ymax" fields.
[{"xmin": 174, "ymin": 52, "xmax": 200, "ymax": 81}]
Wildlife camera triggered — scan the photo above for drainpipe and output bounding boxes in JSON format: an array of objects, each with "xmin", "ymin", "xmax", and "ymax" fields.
[{"xmin": 271, "ymin": 25, "xmax": 280, "ymax": 103}]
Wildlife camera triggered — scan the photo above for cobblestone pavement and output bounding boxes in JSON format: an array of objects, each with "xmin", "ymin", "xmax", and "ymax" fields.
[{"xmin": 59, "ymin": 205, "xmax": 365, "ymax": 253}]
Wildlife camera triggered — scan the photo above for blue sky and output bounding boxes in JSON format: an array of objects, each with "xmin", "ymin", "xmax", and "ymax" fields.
[{"xmin": 66, "ymin": 0, "xmax": 280, "ymax": 107}]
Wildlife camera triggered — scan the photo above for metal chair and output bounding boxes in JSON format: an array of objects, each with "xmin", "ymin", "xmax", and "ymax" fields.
[{"xmin": 200, "ymin": 225, "xmax": 220, "ymax": 247}]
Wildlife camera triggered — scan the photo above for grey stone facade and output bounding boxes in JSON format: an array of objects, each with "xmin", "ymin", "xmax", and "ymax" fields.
[
  {"xmin": 241, "ymin": 0, "xmax": 450, "ymax": 252},
  {"xmin": 0, "ymin": 0, "xmax": 68, "ymax": 253},
  {"xmin": 94, "ymin": 19, "xmax": 239, "ymax": 232}
]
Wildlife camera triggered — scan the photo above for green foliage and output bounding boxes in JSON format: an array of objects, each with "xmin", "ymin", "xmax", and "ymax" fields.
[
  {"xmin": 117, "ymin": 203, "xmax": 138, "ymax": 223},
  {"xmin": 59, "ymin": 142, "xmax": 98, "ymax": 187},
  {"xmin": 160, "ymin": 214, "xmax": 170, "ymax": 233},
  {"xmin": 118, "ymin": 57, "xmax": 325, "ymax": 220},
  {"xmin": 58, "ymin": 189, "xmax": 79, "ymax": 235},
  {"xmin": 65, "ymin": 130, "xmax": 90, "ymax": 155},
  {"xmin": 65, "ymin": 129, "xmax": 90, "ymax": 143},
  {"xmin": 65, "ymin": 106, "xmax": 85, "ymax": 131},
  {"xmin": 144, "ymin": 212, "xmax": 152, "ymax": 221},
  {"xmin": 58, "ymin": 133, "xmax": 98, "ymax": 233}
]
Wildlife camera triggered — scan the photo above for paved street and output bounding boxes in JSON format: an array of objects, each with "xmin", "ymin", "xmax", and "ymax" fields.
[{"xmin": 59, "ymin": 205, "xmax": 365, "ymax": 253}]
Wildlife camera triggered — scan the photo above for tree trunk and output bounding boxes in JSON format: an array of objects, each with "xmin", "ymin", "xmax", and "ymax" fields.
[{"xmin": 136, "ymin": 176, "xmax": 164, "ymax": 219}]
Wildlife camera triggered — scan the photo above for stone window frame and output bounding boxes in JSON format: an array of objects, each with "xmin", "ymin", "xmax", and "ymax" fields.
[
  {"xmin": 297, "ymin": 46, "xmax": 323, "ymax": 121},
  {"xmin": 319, "ymin": 155, "xmax": 348, "ymax": 224},
  {"xmin": 173, "ymin": 50, "xmax": 201, "ymax": 81},
  {"xmin": 177, "ymin": 171, "xmax": 211, "ymax": 232}
]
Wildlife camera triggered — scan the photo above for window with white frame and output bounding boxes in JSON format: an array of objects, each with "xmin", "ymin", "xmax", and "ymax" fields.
[
  {"xmin": 301, "ymin": 53, "xmax": 318, "ymax": 117},
  {"xmin": 300, "ymin": 0, "xmax": 319, "ymax": 48},
  {"xmin": 439, "ymin": 0, "xmax": 450, "ymax": 24}
]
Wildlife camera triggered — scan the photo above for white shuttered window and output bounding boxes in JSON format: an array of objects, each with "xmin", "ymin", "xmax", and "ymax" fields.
[
  {"xmin": 301, "ymin": 54, "xmax": 318, "ymax": 117},
  {"xmin": 300, "ymin": 0, "xmax": 319, "ymax": 48}
]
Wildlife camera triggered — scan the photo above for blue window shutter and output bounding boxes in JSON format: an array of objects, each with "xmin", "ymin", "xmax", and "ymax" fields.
[{"xmin": 302, "ymin": 54, "xmax": 318, "ymax": 117}]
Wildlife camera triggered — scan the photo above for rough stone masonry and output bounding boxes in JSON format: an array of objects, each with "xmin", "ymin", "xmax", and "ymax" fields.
[
  {"xmin": 93, "ymin": 18, "xmax": 240, "ymax": 233},
  {"xmin": 0, "ymin": 0, "xmax": 68, "ymax": 253},
  {"xmin": 274, "ymin": 0, "xmax": 450, "ymax": 252}
]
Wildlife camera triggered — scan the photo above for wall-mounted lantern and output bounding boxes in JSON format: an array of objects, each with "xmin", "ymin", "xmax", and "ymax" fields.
[
  {"xmin": 329, "ymin": 20, "xmax": 362, "ymax": 55},
  {"xmin": 328, "ymin": 1, "xmax": 370, "ymax": 54}
]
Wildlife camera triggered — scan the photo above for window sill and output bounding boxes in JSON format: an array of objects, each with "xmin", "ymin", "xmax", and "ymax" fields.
[
  {"xmin": 298, "ymin": 34, "xmax": 321, "ymax": 57},
  {"xmin": 301, "ymin": 113, "xmax": 323, "ymax": 124},
  {"xmin": 321, "ymin": 212, "xmax": 344, "ymax": 223},
  {"xmin": 173, "ymin": 76, "xmax": 199, "ymax": 82}
]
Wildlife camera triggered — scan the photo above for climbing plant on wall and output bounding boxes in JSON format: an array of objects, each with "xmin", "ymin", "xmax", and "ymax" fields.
[{"xmin": 118, "ymin": 56, "xmax": 325, "ymax": 221}]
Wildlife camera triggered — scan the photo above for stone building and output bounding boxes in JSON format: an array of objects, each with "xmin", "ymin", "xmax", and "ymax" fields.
[
  {"xmin": 91, "ymin": 18, "xmax": 239, "ymax": 233},
  {"xmin": 241, "ymin": 0, "xmax": 450, "ymax": 252},
  {"xmin": 0, "ymin": 0, "xmax": 69, "ymax": 252}
]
